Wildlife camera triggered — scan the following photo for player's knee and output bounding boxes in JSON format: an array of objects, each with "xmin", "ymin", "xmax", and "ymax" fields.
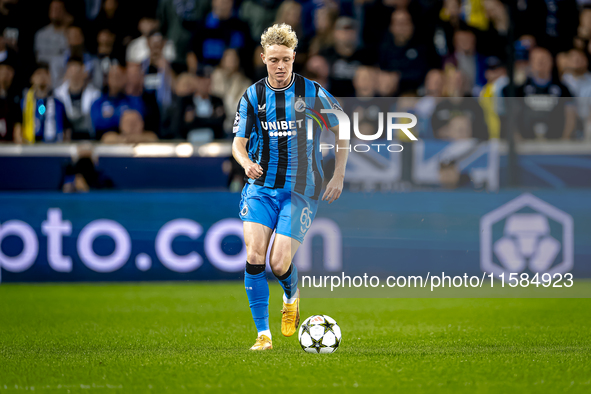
[
  {"xmin": 269, "ymin": 260, "xmax": 283, "ymax": 276},
  {"xmin": 269, "ymin": 254, "xmax": 290, "ymax": 276},
  {"xmin": 246, "ymin": 249, "xmax": 266, "ymax": 266}
]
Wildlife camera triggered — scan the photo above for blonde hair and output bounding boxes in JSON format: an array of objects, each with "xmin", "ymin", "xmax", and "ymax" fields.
[{"xmin": 261, "ymin": 23, "xmax": 298, "ymax": 53}]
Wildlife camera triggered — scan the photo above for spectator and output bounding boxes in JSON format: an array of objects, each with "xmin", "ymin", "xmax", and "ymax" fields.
[
  {"xmin": 307, "ymin": 5, "xmax": 338, "ymax": 56},
  {"xmin": 320, "ymin": 17, "xmax": 372, "ymax": 97},
  {"xmin": 97, "ymin": 29, "xmax": 116, "ymax": 60},
  {"xmin": 141, "ymin": 31, "xmax": 173, "ymax": 110},
  {"xmin": 211, "ymin": 48, "xmax": 251, "ymax": 133},
  {"xmin": 160, "ymin": 72, "xmax": 196, "ymax": 138},
  {"xmin": 513, "ymin": 35, "xmax": 536, "ymax": 86},
  {"xmin": 434, "ymin": 0, "xmax": 462, "ymax": 58},
  {"xmin": 173, "ymin": 72, "xmax": 196, "ymax": 98},
  {"xmin": 126, "ymin": 17, "xmax": 176, "ymax": 64},
  {"xmin": 423, "ymin": 69, "xmax": 445, "ymax": 98},
  {"xmin": 96, "ymin": 29, "xmax": 116, "ymax": 87},
  {"xmin": 54, "ymin": 57, "xmax": 101, "ymax": 140},
  {"xmin": 451, "ymin": 0, "xmax": 490, "ymax": 31},
  {"xmin": 85, "ymin": 0, "xmax": 102, "ymax": 21},
  {"xmin": 21, "ymin": 63, "xmax": 71, "ymax": 143},
  {"xmin": 101, "ymin": 108, "xmax": 158, "ymax": 143},
  {"xmin": 273, "ymin": 0, "xmax": 306, "ymax": 69},
  {"xmin": 62, "ymin": 144, "xmax": 113, "ymax": 192},
  {"xmin": 170, "ymin": 66, "xmax": 225, "ymax": 142},
  {"xmin": 34, "ymin": 0, "xmax": 68, "ymax": 66},
  {"xmin": 187, "ymin": 0, "xmax": 251, "ymax": 71},
  {"xmin": 379, "ymin": 10, "xmax": 431, "ymax": 92},
  {"xmin": 376, "ymin": 69, "xmax": 400, "ymax": 97},
  {"xmin": 483, "ymin": 0, "xmax": 509, "ymax": 36},
  {"xmin": 434, "ymin": 0, "xmax": 492, "ymax": 57},
  {"xmin": 239, "ymin": 0, "xmax": 282, "ymax": 42},
  {"xmin": 414, "ymin": 69, "xmax": 445, "ymax": 138},
  {"xmin": 480, "ymin": 0, "xmax": 509, "ymax": 57},
  {"xmin": 352, "ymin": 66, "xmax": 376, "ymax": 98},
  {"xmin": 51, "ymin": 25, "xmax": 102, "ymax": 89},
  {"xmin": 515, "ymin": 0, "xmax": 578, "ymax": 55},
  {"xmin": 0, "ymin": 28, "xmax": 17, "ymax": 68},
  {"xmin": 504, "ymin": 47, "xmax": 576, "ymax": 140},
  {"xmin": 0, "ymin": 0, "xmax": 23, "ymax": 54},
  {"xmin": 444, "ymin": 29, "xmax": 487, "ymax": 96},
  {"xmin": 439, "ymin": 160, "xmax": 473, "ymax": 189},
  {"xmin": 90, "ymin": 62, "xmax": 144, "ymax": 139},
  {"xmin": 442, "ymin": 68, "xmax": 472, "ymax": 97},
  {"xmin": 362, "ymin": 0, "xmax": 426, "ymax": 53},
  {"xmin": 0, "ymin": 59, "xmax": 20, "ymax": 142},
  {"xmin": 562, "ymin": 48, "xmax": 591, "ymax": 97},
  {"xmin": 479, "ymin": 57, "xmax": 508, "ymax": 139},
  {"xmin": 431, "ymin": 96, "xmax": 489, "ymax": 140},
  {"xmin": 556, "ymin": 51, "xmax": 570, "ymax": 78},
  {"xmin": 158, "ymin": 0, "xmax": 206, "ymax": 63},
  {"xmin": 125, "ymin": 62, "xmax": 160, "ymax": 135},
  {"xmin": 92, "ymin": 0, "xmax": 133, "ymax": 48},
  {"xmin": 274, "ymin": 1, "xmax": 303, "ymax": 41},
  {"xmin": 251, "ymin": 45, "xmax": 267, "ymax": 81},
  {"xmin": 577, "ymin": 7, "xmax": 591, "ymax": 43},
  {"xmin": 346, "ymin": 66, "xmax": 386, "ymax": 139},
  {"xmin": 302, "ymin": 55, "xmax": 330, "ymax": 88},
  {"xmin": 576, "ymin": 51, "xmax": 591, "ymax": 138}
]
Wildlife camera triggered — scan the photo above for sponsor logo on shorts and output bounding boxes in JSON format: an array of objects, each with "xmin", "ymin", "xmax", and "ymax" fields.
[
  {"xmin": 240, "ymin": 205, "xmax": 248, "ymax": 217},
  {"xmin": 300, "ymin": 206, "xmax": 313, "ymax": 234}
]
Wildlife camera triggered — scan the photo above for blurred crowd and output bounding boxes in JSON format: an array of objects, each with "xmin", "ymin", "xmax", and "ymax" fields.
[{"xmin": 1, "ymin": 0, "xmax": 591, "ymax": 145}]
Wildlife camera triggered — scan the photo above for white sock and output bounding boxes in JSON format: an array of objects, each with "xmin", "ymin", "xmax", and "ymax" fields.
[
  {"xmin": 283, "ymin": 291, "xmax": 299, "ymax": 304},
  {"xmin": 258, "ymin": 330, "xmax": 272, "ymax": 340}
]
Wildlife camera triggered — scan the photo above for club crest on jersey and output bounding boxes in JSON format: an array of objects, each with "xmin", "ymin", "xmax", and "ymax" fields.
[{"xmin": 295, "ymin": 98, "xmax": 306, "ymax": 112}]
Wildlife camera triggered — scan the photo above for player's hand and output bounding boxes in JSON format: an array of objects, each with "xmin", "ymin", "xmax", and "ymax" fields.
[
  {"xmin": 244, "ymin": 162, "xmax": 263, "ymax": 179},
  {"xmin": 322, "ymin": 176, "xmax": 343, "ymax": 204}
]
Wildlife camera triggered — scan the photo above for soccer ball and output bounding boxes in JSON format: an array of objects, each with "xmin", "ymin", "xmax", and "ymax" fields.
[{"xmin": 298, "ymin": 315, "xmax": 341, "ymax": 353}]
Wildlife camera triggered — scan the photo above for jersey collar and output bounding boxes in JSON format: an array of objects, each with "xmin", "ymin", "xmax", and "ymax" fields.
[{"xmin": 265, "ymin": 73, "xmax": 295, "ymax": 92}]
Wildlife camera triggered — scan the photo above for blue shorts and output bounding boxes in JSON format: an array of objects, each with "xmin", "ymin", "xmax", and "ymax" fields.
[{"xmin": 239, "ymin": 183, "xmax": 318, "ymax": 243}]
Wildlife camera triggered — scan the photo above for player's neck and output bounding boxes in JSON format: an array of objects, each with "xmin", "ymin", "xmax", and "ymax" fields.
[{"xmin": 268, "ymin": 72, "xmax": 293, "ymax": 89}]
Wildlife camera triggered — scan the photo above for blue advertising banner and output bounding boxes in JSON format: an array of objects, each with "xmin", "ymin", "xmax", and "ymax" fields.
[{"xmin": 0, "ymin": 190, "xmax": 590, "ymax": 282}]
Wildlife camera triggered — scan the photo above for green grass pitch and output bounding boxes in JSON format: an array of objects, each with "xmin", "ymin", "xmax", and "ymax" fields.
[{"xmin": 1, "ymin": 282, "xmax": 590, "ymax": 393}]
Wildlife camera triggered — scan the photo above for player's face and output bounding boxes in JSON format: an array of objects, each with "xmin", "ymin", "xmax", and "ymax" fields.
[{"xmin": 262, "ymin": 45, "xmax": 295, "ymax": 86}]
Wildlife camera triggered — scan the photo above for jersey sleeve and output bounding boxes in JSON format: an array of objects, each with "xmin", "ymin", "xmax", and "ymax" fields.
[
  {"xmin": 315, "ymin": 85, "xmax": 342, "ymax": 128},
  {"xmin": 233, "ymin": 93, "xmax": 254, "ymax": 138}
]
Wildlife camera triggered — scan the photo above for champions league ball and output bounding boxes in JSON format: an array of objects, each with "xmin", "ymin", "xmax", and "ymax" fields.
[{"xmin": 298, "ymin": 315, "xmax": 342, "ymax": 354}]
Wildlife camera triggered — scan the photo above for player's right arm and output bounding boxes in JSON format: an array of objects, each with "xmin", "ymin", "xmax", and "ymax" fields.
[
  {"xmin": 232, "ymin": 137, "xmax": 263, "ymax": 179},
  {"xmin": 232, "ymin": 92, "xmax": 263, "ymax": 179}
]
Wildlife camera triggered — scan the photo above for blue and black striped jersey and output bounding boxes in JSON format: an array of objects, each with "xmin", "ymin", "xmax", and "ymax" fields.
[{"xmin": 234, "ymin": 73, "xmax": 340, "ymax": 199}]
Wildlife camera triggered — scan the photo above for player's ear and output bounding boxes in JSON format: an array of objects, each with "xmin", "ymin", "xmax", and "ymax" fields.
[{"xmin": 260, "ymin": 51, "xmax": 266, "ymax": 65}]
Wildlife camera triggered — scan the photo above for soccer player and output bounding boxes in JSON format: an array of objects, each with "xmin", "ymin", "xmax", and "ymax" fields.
[{"xmin": 232, "ymin": 24, "xmax": 349, "ymax": 350}]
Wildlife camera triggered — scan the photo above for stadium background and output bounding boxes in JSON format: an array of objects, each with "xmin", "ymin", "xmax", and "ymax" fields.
[
  {"xmin": 1, "ymin": 1, "xmax": 590, "ymax": 393},
  {"xmin": 0, "ymin": 0, "xmax": 590, "ymax": 282}
]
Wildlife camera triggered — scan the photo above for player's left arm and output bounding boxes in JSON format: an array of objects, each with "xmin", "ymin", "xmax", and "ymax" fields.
[{"xmin": 322, "ymin": 124, "xmax": 349, "ymax": 204}]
